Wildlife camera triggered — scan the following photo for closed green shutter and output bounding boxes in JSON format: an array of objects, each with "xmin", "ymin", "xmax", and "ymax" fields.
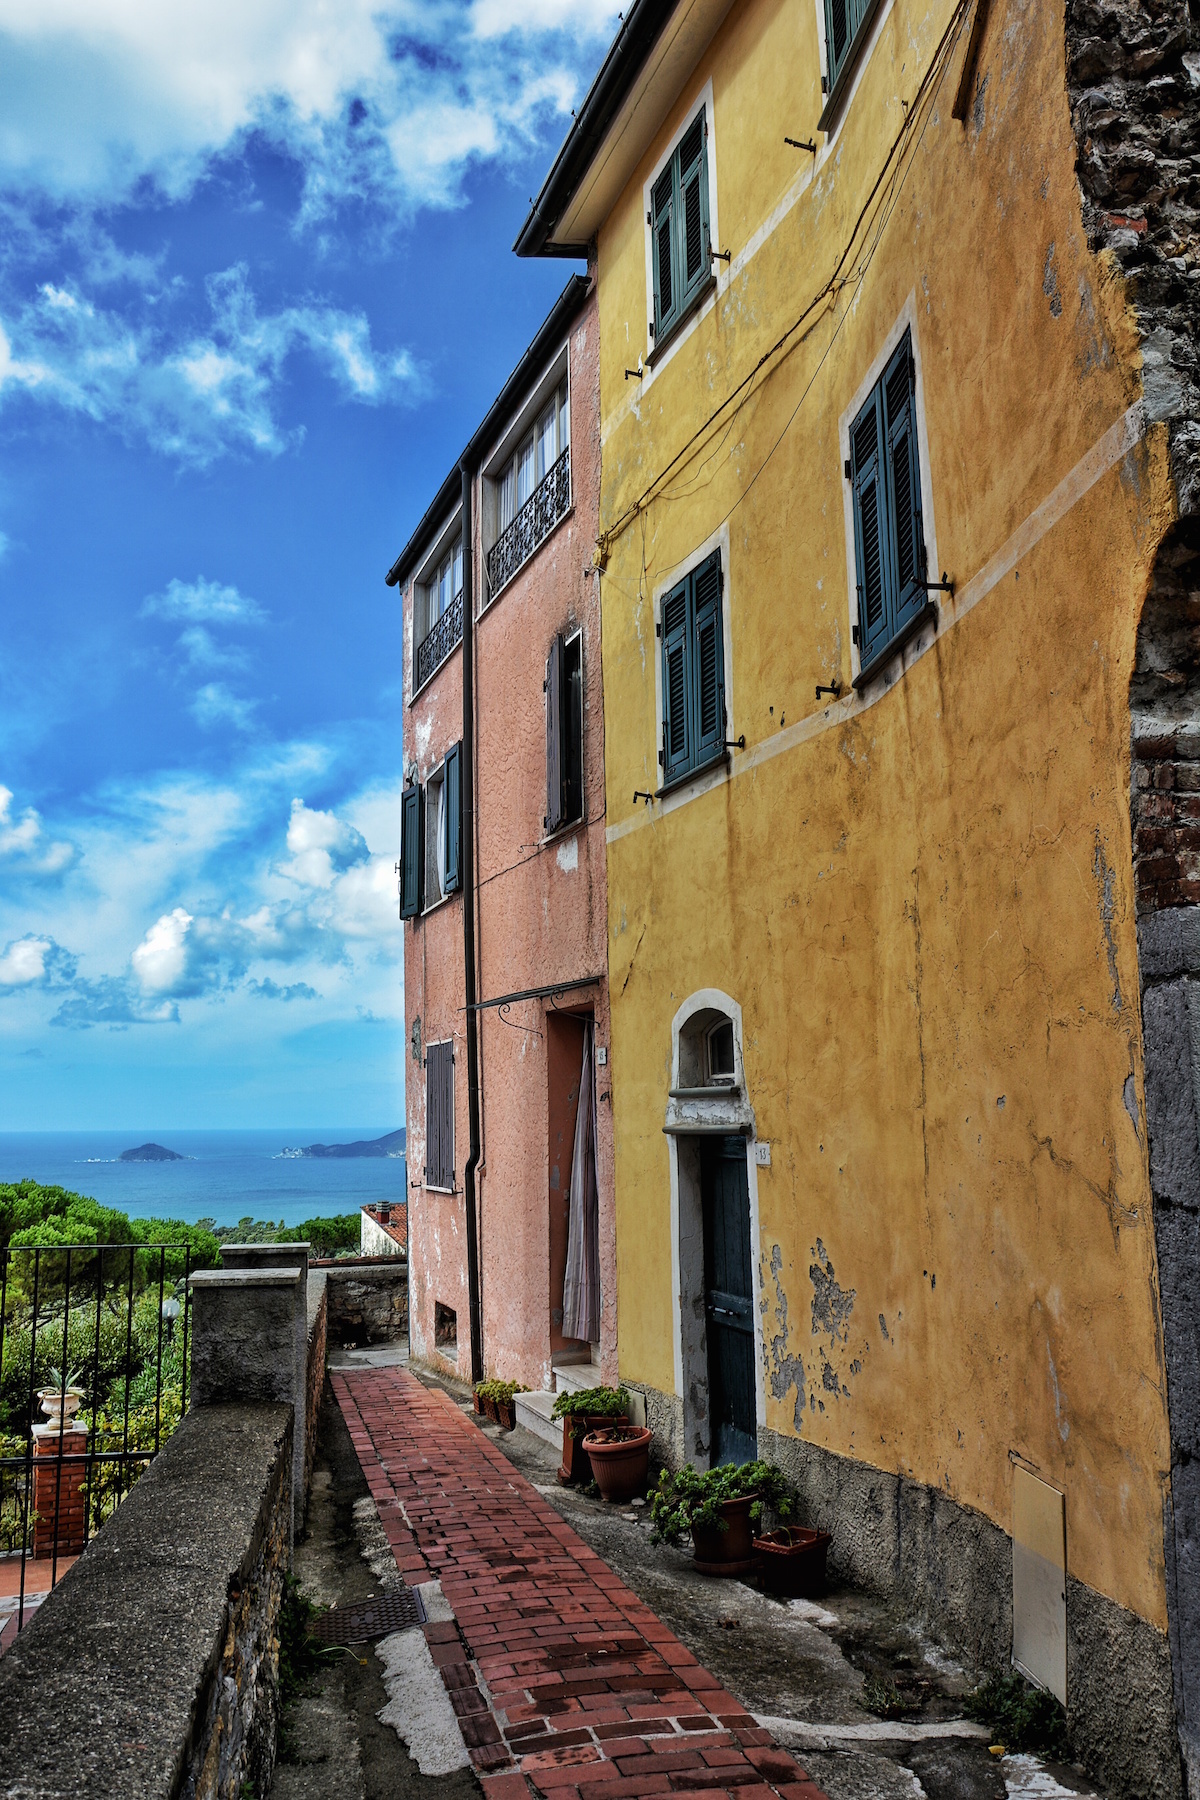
[
  {"xmin": 692, "ymin": 550, "xmax": 725, "ymax": 766},
  {"xmin": 825, "ymin": 0, "xmax": 873, "ymax": 93},
  {"xmin": 443, "ymin": 742, "xmax": 462, "ymax": 894},
  {"xmin": 882, "ymin": 335, "xmax": 924, "ymax": 631},
  {"xmin": 850, "ymin": 388, "xmax": 890, "ymax": 667},
  {"xmin": 651, "ymin": 108, "xmax": 709, "ymax": 343},
  {"xmin": 661, "ymin": 578, "xmax": 690, "ymax": 783},
  {"xmin": 400, "ymin": 783, "xmax": 423, "ymax": 919}
]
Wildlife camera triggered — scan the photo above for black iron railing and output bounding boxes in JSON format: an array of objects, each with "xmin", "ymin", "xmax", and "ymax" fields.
[
  {"xmin": 0, "ymin": 1242, "xmax": 192, "ymax": 1641},
  {"xmin": 414, "ymin": 587, "xmax": 464, "ymax": 692},
  {"xmin": 486, "ymin": 447, "xmax": 571, "ymax": 598}
]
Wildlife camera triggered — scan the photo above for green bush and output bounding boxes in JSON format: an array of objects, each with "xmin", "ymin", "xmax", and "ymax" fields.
[
  {"xmin": 551, "ymin": 1385, "xmax": 630, "ymax": 1421},
  {"xmin": 649, "ymin": 1459, "xmax": 796, "ymax": 1546},
  {"xmin": 964, "ymin": 1669, "xmax": 1070, "ymax": 1758},
  {"xmin": 475, "ymin": 1379, "xmax": 529, "ymax": 1405}
]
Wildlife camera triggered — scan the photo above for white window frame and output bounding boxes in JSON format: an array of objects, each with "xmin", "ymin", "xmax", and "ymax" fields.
[
  {"xmin": 422, "ymin": 756, "xmax": 450, "ymax": 912},
  {"xmin": 481, "ymin": 347, "xmax": 573, "ymax": 609},
  {"xmin": 410, "ymin": 510, "xmax": 464, "ymax": 699}
]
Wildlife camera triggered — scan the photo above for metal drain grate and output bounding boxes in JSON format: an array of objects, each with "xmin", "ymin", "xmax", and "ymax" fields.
[{"xmin": 308, "ymin": 1586, "xmax": 426, "ymax": 1645}]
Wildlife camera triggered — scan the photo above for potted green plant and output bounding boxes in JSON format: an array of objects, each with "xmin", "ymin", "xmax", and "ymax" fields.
[
  {"xmin": 582, "ymin": 1424, "xmax": 653, "ymax": 1503},
  {"xmin": 753, "ymin": 1524, "xmax": 832, "ymax": 1596},
  {"xmin": 650, "ymin": 1460, "xmax": 796, "ymax": 1576},
  {"xmin": 551, "ymin": 1385, "xmax": 630, "ymax": 1485},
  {"xmin": 474, "ymin": 1379, "xmax": 528, "ymax": 1429},
  {"xmin": 37, "ymin": 1368, "xmax": 86, "ymax": 1433}
]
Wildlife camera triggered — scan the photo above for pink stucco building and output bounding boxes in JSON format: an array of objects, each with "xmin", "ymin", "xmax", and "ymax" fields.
[{"xmin": 387, "ymin": 275, "xmax": 616, "ymax": 1411}]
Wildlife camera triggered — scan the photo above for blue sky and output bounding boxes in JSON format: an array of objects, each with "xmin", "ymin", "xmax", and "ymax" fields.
[{"xmin": 0, "ymin": 0, "xmax": 612, "ymax": 1131}]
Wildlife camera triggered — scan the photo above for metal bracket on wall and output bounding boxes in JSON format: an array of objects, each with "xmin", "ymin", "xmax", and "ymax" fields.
[
  {"xmin": 815, "ymin": 681, "xmax": 843, "ymax": 700},
  {"xmin": 632, "ymin": 790, "xmax": 655, "ymax": 806},
  {"xmin": 923, "ymin": 571, "xmax": 956, "ymax": 595},
  {"xmin": 784, "ymin": 136, "xmax": 817, "ymax": 153},
  {"xmin": 723, "ymin": 737, "xmax": 746, "ymax": 751}
]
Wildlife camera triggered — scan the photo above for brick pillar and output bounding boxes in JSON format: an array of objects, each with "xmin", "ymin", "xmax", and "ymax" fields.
[{"xmin": 31, "ymin": 1427, "xmax": 88, "ymax": 1558}]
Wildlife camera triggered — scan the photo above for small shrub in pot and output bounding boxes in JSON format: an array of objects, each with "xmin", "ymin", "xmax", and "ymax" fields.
[
  {"xmin": 551, "ymin": 1385, "xmax": 630, "ymax": 1484},
  {"xmin": 650, "ymin": 1460, "xmax": 797, "ymax": 1575},
  {"xmin": 582, "ymin": 1424, "xmax": 652, "ymax": 1502},
  {"xmin": 474, "ymin": 1379, "xmax": 528, "ymax": 1429}
]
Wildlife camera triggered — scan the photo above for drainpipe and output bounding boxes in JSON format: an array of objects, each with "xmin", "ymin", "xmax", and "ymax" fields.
[{"xmin": 459, "ymin": 459, "xmax": 485, "ymax": 1385}]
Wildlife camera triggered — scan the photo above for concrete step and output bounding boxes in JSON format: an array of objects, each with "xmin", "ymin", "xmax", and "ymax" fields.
[
  {"xmin": 552, "ymin": 1359, "xmax": 602, "ymax": 1397},
  {"xmin": 513, "ymin": 1389, "xmax": 562, "ymax": 1451}
]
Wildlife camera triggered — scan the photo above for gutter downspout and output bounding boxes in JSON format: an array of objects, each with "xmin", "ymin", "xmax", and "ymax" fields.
[{"xmin": 459, "ymin": 459, "xmax": 485, "ymax": 1385}]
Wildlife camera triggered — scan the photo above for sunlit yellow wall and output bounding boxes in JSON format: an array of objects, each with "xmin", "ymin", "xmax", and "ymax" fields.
[{"xmin": 596, "ymin": 0, "xmax": 1174, "ymax": 1629}]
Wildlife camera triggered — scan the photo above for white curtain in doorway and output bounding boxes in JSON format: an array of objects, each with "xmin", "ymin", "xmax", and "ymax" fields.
[{"xmin": 562, "ymin": 1023, "xmax": 600, "ymax": 1344}]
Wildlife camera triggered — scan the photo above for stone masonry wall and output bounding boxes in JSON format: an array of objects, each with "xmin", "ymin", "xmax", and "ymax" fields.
[
  {"xmin": 1067, "ymin": 0, "xmax": 1200, "ymax": 514},
  {"xmin": 324, "ymin": 1260, "xmax": 408, "ymax": 1346},
  {"xmin": 305, "ymin": 1271, "xmax": 328, "ymax": 1510}
]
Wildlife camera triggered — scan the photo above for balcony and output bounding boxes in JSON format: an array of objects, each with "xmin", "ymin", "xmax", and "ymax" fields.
[
  {"xmin": 486, "ymin": 447, "xmax": 571, "ymax": 599},
  {"xmin": 414, "ymin": 586, "xmax": 463, "ymax": 692}
]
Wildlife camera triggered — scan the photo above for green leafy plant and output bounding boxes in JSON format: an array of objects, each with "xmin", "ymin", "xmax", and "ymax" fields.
[
  {"xmin": 859, "ymin": 1675, "xmax": 917, "ymax": 1719},
  {"xmin": 474, "ymin": 1379, "xmax": 529, "ymax": 1404},
  {"xmin": 278, "ymin": 1574, "xmax": 320, "ymax": 1702},
  {"xmin": 43, "ymin": 1366, "xmax": 85, "ymax": 1394},
  {"xmin": 551, "ymin": 1384, "xmax": 630, "ymax": 1421},
  {"xmin": 964, "ymin": 1668, "xmax": 1070, "ymax": 1758},
  {"xmin": 649, "ymin": 1459, "xmax": 796, "ymax": 1546}
]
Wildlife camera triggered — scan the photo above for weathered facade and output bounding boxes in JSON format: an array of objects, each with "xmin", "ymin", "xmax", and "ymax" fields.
[
  {"xmin": 518, "ymin": 0, "xmax": 1200, "ymax": 1792},
  {"xmin": 389, "ymin": 278, "xmax": 616, "ymax": 1398}
]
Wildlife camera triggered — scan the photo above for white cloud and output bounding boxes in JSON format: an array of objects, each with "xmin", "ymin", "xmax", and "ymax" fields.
[
  {"xmin": 142, "ymin": 576, "xmax": 265, "ymax": 625},
  {"xmin": 0, "ymin": 934, "xmax": 76, "ymax": 989},
  {"xmin": 131, "ymin": 907, "xmax": 193, "ymax": 995},
  {"xmin": 192, "ymin": 683, "xmax": 258, "ymax": 732},
  {"xmin": 0, "ymin": 784, "xmax": 76, "ymax": 876},
  {"xmin": 0, "ymin": 2, "xmax": 620, "ymax": 221},
  {"xmin": 0, "ymin": 266, "xmax": 423, "ymax": 464},
  {"xmin": 175, "ymin": 625, "xmax": 249, "ymax": 673},
  {"xmin": 282, "ymin": 797, "xmax": 370, "ymax": 888}
]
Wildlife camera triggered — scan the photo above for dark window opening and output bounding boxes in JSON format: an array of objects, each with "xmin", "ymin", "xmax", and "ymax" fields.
[
  {"xmin": 707, "ymin": 1019, "xmax": 736, "ymax": 1083},
  {"xmin": 660, "ymin": 548, "xmax": 726, "ymax": 788},
  {"xmin": 435, "ymin": 1303, "xmax": 457, "ymax": 1348},
  {"xmin": 849, "ymin": 331, "xmax": 929, "ymax": 685},
  {"xmin": 545, "ymin": 631, "xmax": 584, "ymax": 834}
]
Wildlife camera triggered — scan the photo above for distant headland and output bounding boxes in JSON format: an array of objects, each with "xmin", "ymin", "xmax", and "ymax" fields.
[
  {"xmin": 278, "ymin": 1128, "xmax": 405, "ymax": 1161},
  {"xmin": 119, "ymin": 1142, "xmax": 187, "ymax": 1163}
]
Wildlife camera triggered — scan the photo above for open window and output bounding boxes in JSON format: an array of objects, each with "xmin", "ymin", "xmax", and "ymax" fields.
[
  {"xmin": 545, "ymin": 631, "xmax": 584, "ymax": 835},
  {"xmin": 413, "ymin": 528, "xmax": 464, "ymax": 693},
  {"xmin": 399, "ymin": 745, "xmax": 461, "ymax": 920}
]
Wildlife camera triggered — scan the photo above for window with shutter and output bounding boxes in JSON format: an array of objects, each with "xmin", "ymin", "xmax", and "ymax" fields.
[
  {"xmin": 823, "ymin": 0, "xmax": 874, "ymax": 98},
  {"xmin": 545, "ymin": 636, "xmax": 564, "ymax": 834},
  {"xmin": 848, "ymin": 331, "xmax": 930, "ymax": 685},
  {"xmin": 399, "ymin": 784, "xmax": 423, "ymax": 920},
  {"xmin": 425, "ymin": 1040, "xmax": 454, "ymax": 1190},
  {"xmin": 649, "ymin": 107, "xmax": 711, "ymax": 346},
  {"xmin": 562, "ymin": 634, "xmax": 583, "ymax": 825},
  {"xmin": 443, "ymin": 743, "xmax": 462, "ymax": 894},
  {"xmin": 659, "ymin": 548, "xmax": 726, "ymax": 788}
]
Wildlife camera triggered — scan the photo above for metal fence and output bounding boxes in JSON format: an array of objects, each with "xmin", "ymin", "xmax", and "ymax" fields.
[{"xmin": 0, "ymin": 1242, "xmax": 192, "ymax": 1635}]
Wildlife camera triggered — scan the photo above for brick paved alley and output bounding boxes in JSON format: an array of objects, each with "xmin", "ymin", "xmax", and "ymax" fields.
[{"xmin": 334, "ymin": 1366, "xmax": 829, "ymax": 1800}]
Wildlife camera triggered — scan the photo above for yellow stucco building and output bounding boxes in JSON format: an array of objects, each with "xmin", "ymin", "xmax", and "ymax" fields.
[{"xmin": 519, "ymin": 0, "xmax": 1200, "ymax": 1792}]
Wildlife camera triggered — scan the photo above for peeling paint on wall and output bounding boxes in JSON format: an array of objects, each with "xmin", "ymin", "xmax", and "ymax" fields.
[
  {"xmin": 809, "ymin": 1238, "xmax": 856, "ymax": 1342},
  {"xmin": 764, "ymin": 1243, "xmax": 806, "ymax": 1429}
]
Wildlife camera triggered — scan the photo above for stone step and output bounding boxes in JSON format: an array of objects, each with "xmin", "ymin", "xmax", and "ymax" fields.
[
  {"xmin": 551, "ymin": 1359, "xmax": 602, "ymax": 1397},
  {"xmin": 513, "ymin": 1389, "xmax": 562, "ymax": 1451}
]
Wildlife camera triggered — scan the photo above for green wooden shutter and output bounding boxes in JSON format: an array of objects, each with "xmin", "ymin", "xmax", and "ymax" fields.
[
  {"xmin": 677, "ymin": 112, "xmax": 709, "ymax": 310},
  {"xmin": 400, "ymin": 783, "xmax": 424, "ymax": 919},
  {"xmin": 850, "ymin": 387, "xmax": 891, "ymax": 668},
  {"xmin": 651, "ymin": 164, "xmax": 676, "ymax": 340},
  {"xmin": 882, "ymin": 334, "xmax": 925, "ymax": 630},
  {"xmin": 691, "ymin": 550, "xmax": 725, "ymax": 766},
  {"xmin": 826, "ymin": 0, "xmax": 872, "ymax": 92},
  {"xmin": 545, "ymin": 636, "xmax": 565, "ymax": 833},
  {"xmin": 443, "ymin": 742, "xmax": 462, "ymax": 894},
  {"xmin": 661, "ymin": 578, "xmax": 690, "ymax": 783}
]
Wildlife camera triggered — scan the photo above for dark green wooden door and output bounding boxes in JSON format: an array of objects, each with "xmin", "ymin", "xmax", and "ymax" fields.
[{"xmin": 701, "ymin": 1135, "xmax": 757, "ymax": 1466}]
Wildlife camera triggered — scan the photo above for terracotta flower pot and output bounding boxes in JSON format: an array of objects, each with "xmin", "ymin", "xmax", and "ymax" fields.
[
  {"xmin": 473, "ymin": 1389, "xmax": 486, "ymax": 1416},
  {"xmin": 557, "ymin": 1412, "xmax": 629, "ymax": 1485},
  {"xmin": 753, "ymin": 1526, "xmax": 831, "ymax": 1597},
  {"xmin": 496, "ymin": 1398, "xmax": 517, "ymax": 1430},
  {"xmin": 582, "ymin": 1426, "xmax": 652, "ymax": 1503},
  {"xmin": 482, "ymin": 1393, "xmax": 499, "ymax": 1422},
  {"xmin": 691, "ymin": 1494, "xmax": 758, "ymax": 1576}
]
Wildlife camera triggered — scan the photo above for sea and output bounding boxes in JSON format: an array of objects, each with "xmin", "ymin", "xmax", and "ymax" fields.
[{"xmin": 0, "ymin": 1129, "xmax": 407, "ymax": 1231}]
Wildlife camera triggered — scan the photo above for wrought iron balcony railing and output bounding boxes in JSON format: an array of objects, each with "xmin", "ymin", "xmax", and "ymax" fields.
[
  {"xmin": 414, "ymin": 586, "xmax": 463, "ymax": 691},
  {"xmin": 486, "ymin": 447, "xmax": 571, "ymax": 598}
]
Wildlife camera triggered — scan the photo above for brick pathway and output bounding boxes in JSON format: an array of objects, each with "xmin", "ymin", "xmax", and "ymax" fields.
[{"xmin": 334, "ymin": 1367, "xmax": 829, "ymax": 1800}]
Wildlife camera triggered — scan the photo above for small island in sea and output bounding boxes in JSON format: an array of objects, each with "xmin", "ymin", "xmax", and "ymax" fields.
[
  {"xmin": 119, "ymin": 1142, "xmax": 187, "ymax": 1163},
  {"xmin": 278, "ymin": 1128, "xmax": 405, "ymax": 1161}
]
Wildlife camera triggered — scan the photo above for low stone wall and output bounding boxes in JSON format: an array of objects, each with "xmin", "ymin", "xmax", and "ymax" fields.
[
  {"xmin": 0, "ymin": 1403, "xmax": 292, "ymax": 1800},
  {"xmin": 305, "ymin": 1270, "xmax": 328, "ymax": 1502},
  {"xmin": 323, "ymin": 1259, "xmax": 408, "ymax": 1345}
]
